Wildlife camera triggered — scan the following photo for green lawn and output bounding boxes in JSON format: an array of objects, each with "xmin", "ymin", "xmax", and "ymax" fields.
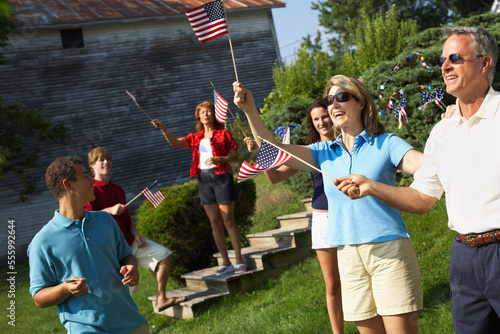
[{"xmin": 0, "ymin": 173, "xmax": 455, "ymax": 333}]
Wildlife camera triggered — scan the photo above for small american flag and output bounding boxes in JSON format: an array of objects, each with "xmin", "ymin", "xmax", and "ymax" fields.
[
  {"xmin": 274, "ymin": 124, "xmax": 299, "ymax": 144},
  {"xmin": 394, "ymin": 98, "xmax": 408, "ymax": 129},
  {"xmin": 185, "ymin": 0, "xmax": 228, "ymax": 43},
  {"xmin": 125, "ymin": 89, "xmax": 141, "ymax": 108},
  {"xmin": 141, "ymin": 182, "xmax": 165, "ymax": 209},
  {"xmin": 237, "ymin": 139, "xmax": 292, "ymax": 182},
  {"xmin": 213, "ymin": 89, "xmax": 228, "ymax": 124}
]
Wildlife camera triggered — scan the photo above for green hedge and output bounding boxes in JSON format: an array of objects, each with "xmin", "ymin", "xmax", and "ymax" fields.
[{"xmin": 134, "ymin": 176, "xmax": 256, "ymax": 278}]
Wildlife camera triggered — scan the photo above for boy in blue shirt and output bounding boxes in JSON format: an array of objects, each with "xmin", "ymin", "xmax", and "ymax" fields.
[{"xmin": 28, "ymin": 157, "xmax": 149, "ymax": 333}]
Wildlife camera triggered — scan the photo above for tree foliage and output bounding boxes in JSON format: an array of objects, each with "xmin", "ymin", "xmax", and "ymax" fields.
[
  {"xmin": 313, "ymin": 0, "xmax": 493, "ymax": 54},
  {"xmin": 338, "ymin": 5, "xmax": 417, "ymax": 78},
  {"xmin": 0, "ymin": 99, "xmax": 71, "ymax": 199},
  {"xmin": 262, "ymin": 34, "xmax": 333, "ymax": 114},
  {"xmin": 361, "ymin": 12, "xmax": 499, "ymax": 160},
  {"xmin": 0, "ymin": 13, "xmax": 71, "ymax": 200}
]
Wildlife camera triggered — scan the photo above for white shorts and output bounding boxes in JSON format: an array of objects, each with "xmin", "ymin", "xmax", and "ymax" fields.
[
  {"xmin": 130, "ymin": 238, "xmax": 172, "ymax": 272},
  {"xmin": 311, "ymin": 211, "xmax": 337, "ymax": 249}
]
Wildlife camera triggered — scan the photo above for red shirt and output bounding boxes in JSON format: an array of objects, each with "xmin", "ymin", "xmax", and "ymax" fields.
[
  {"xmin": 185, "ymin": 129, "xmax": 238, "ymax": 177},
  {"xmin": 84, "ymin": 179, "xmax": 135, "ymax": 245}
]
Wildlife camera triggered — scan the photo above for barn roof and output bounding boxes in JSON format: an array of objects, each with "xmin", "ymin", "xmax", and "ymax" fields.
[{"xmin": 9, "ymin": 0, "xmax": 286, "ymax": 27}]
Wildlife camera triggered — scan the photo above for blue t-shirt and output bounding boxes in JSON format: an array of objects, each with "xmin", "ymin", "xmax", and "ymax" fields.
[
  {"xmin": 308, "ymin": 130, "xmax": 413, "ymax": 245},
  {"xmin": 28, "ymin": 210, "xmax": 147, "ymax": 333}
]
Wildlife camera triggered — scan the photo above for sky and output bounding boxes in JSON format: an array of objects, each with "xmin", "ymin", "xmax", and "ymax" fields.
[{"xmin": 271, "ymin": 0, "xmax": 325, "ymax": 61}]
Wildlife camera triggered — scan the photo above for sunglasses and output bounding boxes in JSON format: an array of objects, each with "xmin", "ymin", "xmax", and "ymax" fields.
[
  {"xmin": 438, "ymin": 53, "xmax": 483, "ymax": 67},
  {"xmin": 324, "ymin": 92, "xmax": 356, "ymax": 106}
]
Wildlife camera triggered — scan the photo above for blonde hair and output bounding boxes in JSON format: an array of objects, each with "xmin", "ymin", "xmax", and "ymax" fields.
[{"xmin": 325, "ymin": 75, "xmax": 385, "ymax": 137}]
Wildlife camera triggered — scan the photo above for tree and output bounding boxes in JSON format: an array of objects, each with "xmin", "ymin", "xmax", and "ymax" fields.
[
  {"xmin": 338, "ymin": 5, "xmax": 417, "ymax": 78},
  {"xmin": 0, "ymin": 7, "xmax": 71, "ymax": 200},
  {"xmin": 312, "ymin": 0, "xmax": 492, "ymax": 54}
]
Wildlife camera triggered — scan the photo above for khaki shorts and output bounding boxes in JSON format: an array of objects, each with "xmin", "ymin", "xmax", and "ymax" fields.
[
  {"xmin": 338, "ymin": 238, "xmax": 423, "ymax": 321},
  {"xmin": 130, "ymin": 238, "xmax": 172, "ymax": 272}
]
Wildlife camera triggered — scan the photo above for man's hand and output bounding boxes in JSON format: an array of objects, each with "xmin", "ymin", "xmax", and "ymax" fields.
[
  {"xmin": 65, "ymin": 277, "xmax": 88, "ymax": 296},
  {"xmin": 120, "ymin": 265, "xmax": 140, "ymax": 286}
]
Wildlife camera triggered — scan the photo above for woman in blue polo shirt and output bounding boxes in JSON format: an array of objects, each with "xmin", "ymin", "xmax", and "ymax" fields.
[{"xmin": 233, "ymin": 75, "xmax": 424, "ymax": 334}]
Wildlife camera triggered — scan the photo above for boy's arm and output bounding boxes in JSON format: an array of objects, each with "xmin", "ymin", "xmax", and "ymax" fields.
[{"xmin": 33, "ymin": 278, "xmax": 88, "ymax": 308}]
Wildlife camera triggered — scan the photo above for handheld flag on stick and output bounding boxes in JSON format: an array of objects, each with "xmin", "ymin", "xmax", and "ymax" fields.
[
  {"xmin": 125, "ymin": 89, "xmax": 154, "ymax": 121},
  {"xmin": 141, "ymin": 182, "xmax": 165, "ymax": 209},
  {"xmin": 185, "ymin": 0, "xmax": 239, "ymax": 81},
  {"xmin": 211, "ymin": 82, "xmax": 247, "ymax": 137},
  {"xmin": 213, "ymin": 89, "xmax": 228, "ymax": 124},
  {"xmin": 185, "ymin": 0, "xmax": 228, "ymax": 43},
  {"xmin": 125, "ymin": 180, "xmax": 165, "ymax": 208},
  {"xmin": 237, "ymin": 137, "xmax": 336, "ymax": 182}
]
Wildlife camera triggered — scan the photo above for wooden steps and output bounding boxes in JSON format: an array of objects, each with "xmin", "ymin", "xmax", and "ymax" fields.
[{"xmin": 149, "ymin": 198, "xmax": 313, "ymax": 319}]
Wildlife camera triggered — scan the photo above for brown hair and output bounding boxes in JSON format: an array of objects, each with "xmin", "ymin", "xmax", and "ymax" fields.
[
  {"xmin": 194, "ymin": 101, "xmax": 224, "ymax": 132},
  {"xmin": 45, "ymin": 157, "xmax": 83, "ymax": 199},
  {"xmin": 88, "ymin": 147, "xmax": 111, "ymax": 176},
  {"xmin": 325, "ymin": 75, "xmax": 385, "ymax": 137},
  {"xmin": 306, "ymin": 98, "xmax": 332, "ymax": 144}
]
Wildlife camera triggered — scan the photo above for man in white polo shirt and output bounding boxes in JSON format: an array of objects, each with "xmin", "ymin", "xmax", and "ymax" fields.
[{"xmin": 334, "ymin": 26, "xmax": 499, "ymax": 334}]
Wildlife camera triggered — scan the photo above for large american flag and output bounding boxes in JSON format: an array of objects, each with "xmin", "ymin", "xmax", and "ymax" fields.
[
  {"xmin": 141, "ymin": 182, "xmax": 165, "ymax": 209},
  {"xmin": 237, "ymin": 138, "xmax": 293, "ymax": 182},
  {"xmin": 213, "ymin": 89, "xmax": 228, "ymax": 124},
  {"xmin": 185, "ymin": 0, "xmax": 228, "ymax": 43}
]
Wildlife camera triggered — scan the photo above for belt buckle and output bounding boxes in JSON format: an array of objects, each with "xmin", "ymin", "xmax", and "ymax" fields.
[{"xmin": 467, "ymin": 234, "xmax": 478, "ymax": 247}]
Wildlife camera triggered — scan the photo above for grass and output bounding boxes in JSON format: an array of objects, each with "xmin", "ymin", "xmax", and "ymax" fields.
[{"xmin": 0, "ymin": 173, "xmax": 455, "ymax": 333}]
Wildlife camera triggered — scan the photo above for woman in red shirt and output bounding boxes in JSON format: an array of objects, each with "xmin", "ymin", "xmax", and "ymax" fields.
[{"xmin": 151, "ymin": 101, "xmax": 245, "ymax": 275}]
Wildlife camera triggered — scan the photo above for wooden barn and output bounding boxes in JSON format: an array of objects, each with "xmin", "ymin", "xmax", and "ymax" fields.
[{"xmin": 0, "ymin": 0, "xmax": 286, "ymax": 265}]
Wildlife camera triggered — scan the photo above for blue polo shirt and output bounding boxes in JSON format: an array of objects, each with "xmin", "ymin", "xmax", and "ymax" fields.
[
  {"xmin": 28, "ymin": 210, "xmax": 147, "ymax": 333},
  {"xmin": 308, "ymin": 130, "xmax": 413, "ymax": 245}
]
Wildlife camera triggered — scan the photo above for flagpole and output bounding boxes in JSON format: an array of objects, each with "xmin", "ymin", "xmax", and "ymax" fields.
[
  {"xmin": 211, "ymin": 82, "xmax": 248, "ymax": 137},
  {"xmin": 129, "ymin": 99, "xmax": 154, "ymax": 122},
  {"xmin": 257, "ymin": 137, "xmax": 336, "ymax": 181},
  {"xmin": 126, "ymin": 180, "xmax": 158, "ymax": 207},
  {"xmin": 221, "ymin": 0, "xmax": 239, "ymax": 82},
  {"xmin": 125, "ymin": 90, "xmax": 154, "ymax": 121}
]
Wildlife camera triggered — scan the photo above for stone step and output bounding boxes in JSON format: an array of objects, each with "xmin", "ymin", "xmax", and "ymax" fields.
[
  {"xmin": 300, "ymin": 198, "xmax": 313, "ymax": 212},
  {"xmin": 213, "ymin": 242, "xmax": 312, "ymax": 271},
  {"xmin": 181, "ymin": 266, "xmax": 286, "ymax": 294},
  {"xmin": 149, "ymin": 288, "xmax": 229, "ymax": 320},
  {"xmin": 274, "ymin": 211, "xmax": 312, "ymax": 229},
  {"xmin": 246, "ymin": 223, "xmax": 311, "ymax": 248}
]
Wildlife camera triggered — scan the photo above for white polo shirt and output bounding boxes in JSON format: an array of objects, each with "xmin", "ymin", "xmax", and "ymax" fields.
[{"xmin": 411, "ymin": 87, "xmax": 500, "ymax": 234}]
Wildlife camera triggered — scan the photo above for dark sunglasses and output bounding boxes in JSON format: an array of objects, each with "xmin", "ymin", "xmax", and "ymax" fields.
[
  {"xmin": 438, "ymin": 53, "xmax": 483, "ymax": 67},
  {"xmin": 324, "ymin": 92, "xmax": 356, "ymax": 106}
]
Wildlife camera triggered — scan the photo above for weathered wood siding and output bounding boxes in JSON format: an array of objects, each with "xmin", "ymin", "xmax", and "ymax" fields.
[{"xmin": 0, "ymin": 8, "xmax": 281, "ymax": 265}]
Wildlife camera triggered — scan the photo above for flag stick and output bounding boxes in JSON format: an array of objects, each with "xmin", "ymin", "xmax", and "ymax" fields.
[
  {"xmin": 257, "ymin": 137, "xmax": 336, "ymax": 181},
  {"xmin": 221, "ymin": 0, "xmax": 239, "ymax": 82},
  {"xmin": 128, "ymin": 98, "xmax": 154, "ymax": 122},
  {"xmin": 126, "ymin": 180, "xmax": 158, "ymax": 207},
  {"xmin": 211, "ymin": 82, "xmax": 248, "ymax": 138}
]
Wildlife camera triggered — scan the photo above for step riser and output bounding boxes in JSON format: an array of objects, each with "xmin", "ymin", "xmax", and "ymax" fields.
[
  {"xmin": 247, "ymin": 235, "xmax": 295, "ymax": 248},
  {"xmin": 277, "ymin": 218, "xmax": 311, "ymax": 229}
]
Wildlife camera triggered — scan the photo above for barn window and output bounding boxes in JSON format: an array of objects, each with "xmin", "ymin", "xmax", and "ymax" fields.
[{"xmin": 60, "ymin": 29, "xmax": 84, "ymax": 49}]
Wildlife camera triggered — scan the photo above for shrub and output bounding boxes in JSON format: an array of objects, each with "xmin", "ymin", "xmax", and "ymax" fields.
[{"xmin": 134, "ymin": 176, "xmax": 256, "ymax": 278}]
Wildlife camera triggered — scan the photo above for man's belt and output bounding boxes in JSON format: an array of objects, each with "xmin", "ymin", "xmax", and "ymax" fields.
[{"xmin": 457, "ymin": 230, "xmax": 500, "ymax": 247}]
